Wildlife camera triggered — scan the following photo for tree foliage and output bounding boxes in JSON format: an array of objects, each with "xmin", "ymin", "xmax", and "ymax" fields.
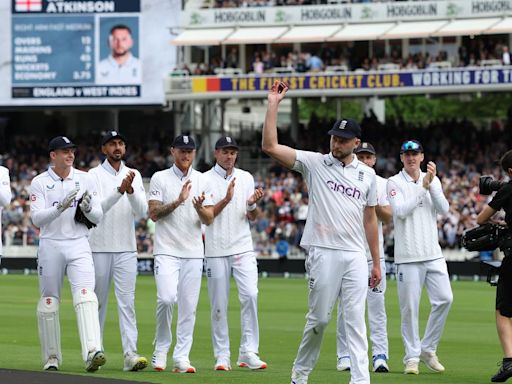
[{"xmin": 298, "ymin": 93, "xmax": 512, "ymax": 123}]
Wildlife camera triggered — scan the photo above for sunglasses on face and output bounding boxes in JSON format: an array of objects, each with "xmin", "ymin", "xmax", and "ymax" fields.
[{"xmin": 400, "ymin": 141, "xmax": 421, "ymax": 153}]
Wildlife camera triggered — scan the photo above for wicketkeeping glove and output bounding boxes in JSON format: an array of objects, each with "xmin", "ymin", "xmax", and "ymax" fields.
[
  {"xmin": 74, "ymin": 191, "xmax": 96, "ymax": 229},
  {"xmin": 79, "ymin": 191, "xmax": 92, "ymax": 213},
  {"xmin": 57, "ymin": 189, "xmax": 78, "ymax": 213}
]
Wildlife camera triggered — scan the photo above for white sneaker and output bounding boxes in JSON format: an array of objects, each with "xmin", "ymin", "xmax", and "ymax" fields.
[
  {"xmin": 404, "ymin": 360, "xmax": 419, "ymax": 375},
  {"xmin": 43, "ymin": 355, "xmax": 59, "ymax": 371},
  {"xmin": 420, "ymin": 351, "xmax": 445, "ymax": 372},
  {"xmin": 214, "ymin": 356, "xmax": 231, "ymax": 371},
  {"xmin": 291, "ymin": 370, "xmax": 308, "ymax": 384},
  {"xmin": 151, "ymin": 352, "xmax": 167, "ymax": 371},
  {"xmin": 237, "ymin": 352, "xmax": 267, "ymax": 370},
  {"xmin": 173, "ymin": 360, "xmax": 196, "ymax": 373},
  {"xmin": 123, "ymin": 351, "xmax": 148, "ymax": 372},
  {"xmin": 85, "ymin": 350, "xmax": 106, "ymax": 372},
  {"xmin": 336, "ymin": 356, "xmax": 351, "ymax": 371}
]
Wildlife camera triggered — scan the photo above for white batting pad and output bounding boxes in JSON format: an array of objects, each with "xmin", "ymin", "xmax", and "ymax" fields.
[
  {"xmin": 37, "ymin": 296, "xmax": 62, "ymax": 364},
  {"xmin": 73, "ymin": 288, "xmax": 102, "ymax": 361}
]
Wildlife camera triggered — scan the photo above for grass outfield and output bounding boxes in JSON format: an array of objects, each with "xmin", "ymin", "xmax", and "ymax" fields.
[{"xmin": 0, "ymin": 274, "xmax": 502, "ymax": 383}]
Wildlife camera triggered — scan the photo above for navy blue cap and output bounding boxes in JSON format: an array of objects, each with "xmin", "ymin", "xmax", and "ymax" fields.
[
  {"xmin": 400, "ymin": 140, "xmax": 423, "ymax": 154},
  {"xmin": 172, "ymin": 134, "xmax": 196, "ymax": 150},
  {"xmin": 102, "ymin": 130, "xmax": 127, "ymax": 146},
  {"xmin": 355, "ymin": 142, "xmax": 376, "ymax": 155},
  {"xmin": 328, "ymin": 118, "xmax": 361, "ymax": 139},
  {"xmin": 215, "ymin": 136, "xmax": 239, "ymax": 150},
  {"xmin": 48, "ymin": 136, "xmax": 76, "ymax": 152}
]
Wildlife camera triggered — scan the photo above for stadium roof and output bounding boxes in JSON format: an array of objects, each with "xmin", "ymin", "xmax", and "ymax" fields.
[
  {"xmin": 383, "ymin": 20, "xmax": 448, "ymax": 39},
  {"xmin": 172, "ymin": 18, "xmax": 507, "ymax": 46},
  {"xmin": 171, "ymin": 28, "xmax": 234, "ymax": 45},
  {"xmin": 484, "ymin": 18, "xmax": 512, "ymax": 35},
  {"xmin": 223, "ymin": 27, "xmax": 287, "ymax": 44},
  {"xmin": 275, "ymin": 25, "xmax": 340, "ymax": 43},
  {"xmin": 432, "ymin": 18, "xmax": 501, "ymax": 37},
  {"xmin": 328, "ymin": 23, "xmax": 395, "ymax": 42}
]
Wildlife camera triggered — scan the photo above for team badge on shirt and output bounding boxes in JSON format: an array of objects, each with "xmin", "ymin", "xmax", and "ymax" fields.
[{"xmin": 358, "ymin": 171, "xmax": 364, "ymax": 181}]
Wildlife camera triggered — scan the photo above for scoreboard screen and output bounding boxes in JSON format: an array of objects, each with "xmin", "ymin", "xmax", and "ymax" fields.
[{"xmin": 1, "ymin": 0, "xmax": 177, "ymax": 106}]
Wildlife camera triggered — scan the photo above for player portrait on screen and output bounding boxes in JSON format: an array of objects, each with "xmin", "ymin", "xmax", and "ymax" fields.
[{"xmin": 97, "ymin": 20, "xmax": 141, "ymax": 85}]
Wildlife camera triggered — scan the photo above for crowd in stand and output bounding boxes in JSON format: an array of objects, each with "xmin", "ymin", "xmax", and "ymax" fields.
[
  {"xmin": 179, "ymin": 39, "xmax": 510, "ymax": 77},
  {"xmin": 2, "ymin": 116, "xmax": 511, "ymax": 260}
]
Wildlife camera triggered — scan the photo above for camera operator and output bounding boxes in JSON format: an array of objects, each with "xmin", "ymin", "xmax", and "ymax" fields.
[{"xmin": 477, "ymin": 149, "xmax": 512, "ymax": 383}]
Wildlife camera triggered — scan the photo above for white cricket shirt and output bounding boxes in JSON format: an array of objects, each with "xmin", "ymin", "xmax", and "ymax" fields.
[
  {"xmin": 365, "ymin": 175, "xmax": 389, "ymax": 261},
  {"xmin": 88, "ymin": 160, "xmax": 147, "ymax": 253},
  {"xmin": 97, "ymin": 54, "xmax": 141, "ymax": 85},
  {"xmin": 0, "ymin": 166, "xmax": 12, "ymax": 254},
  {"xmin": 30, "ymin": 167, "xmax": 102, "ymax": 240},
  {"xmin": 387, "ymin": 169, "xmax": 449, "ymax": 264},
  {"xmin": 203, "ymin": 164, "xmax": 254, "ymax": 257},
  {"xmin": 149, "ymin": 165, "xmax": 213, "ymax": 258},
  {"xmin": 292, "ymin": 151, "xmax": 377, "ymax": 252}
]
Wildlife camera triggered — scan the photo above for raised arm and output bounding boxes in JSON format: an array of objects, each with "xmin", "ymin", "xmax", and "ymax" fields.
[
  {"xmin": 193, "ymin": 192, "xmax": 214, "ymax": 225},
  {"xmin": 261, "ymin": 80, "xmax": 297, "ymax": 169},
  {"xmin": 387, "ymin": 179, "xmax": 426, "ymax": 219},
  {"xmin": 127, "ymin": 170, "xmax": 148, "ymax": 220},
  {"xmin": 149, "ymin": 179, "xmax": 191, "ymax": 222}
]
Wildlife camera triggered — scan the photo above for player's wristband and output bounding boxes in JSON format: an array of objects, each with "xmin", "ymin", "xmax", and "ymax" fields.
[{"xmin": 247, "ymin": 203, "xmax": 257, "ymax": 212}]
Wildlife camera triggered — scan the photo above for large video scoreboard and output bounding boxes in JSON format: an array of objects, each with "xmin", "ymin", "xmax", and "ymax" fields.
[{"xmin": 1, "ymin": 0, "xmax": 178, "ymax": 106}]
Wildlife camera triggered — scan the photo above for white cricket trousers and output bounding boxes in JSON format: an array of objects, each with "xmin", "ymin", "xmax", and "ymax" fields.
[
  {"xmin": 38, "ymin": 237, "xmax": 95, "ymax": 298},
  {"xmin": 337, "ymin": 259, "xmax": 388, "ymax": 359},
  {"xmin": 293, "ymin": 247, "xmax": 370, "ymax": 384},
  {"xmin": 153, "ymin": 255, "xmax": 203, "ymax": 363},
  {"xmin": 205, "ymin": 252, "xmax": 259, "ymax": 359},
  {"xmin": 93, "ymin": 251, "xmax": 139, "ymax": 355},
  {"xmin": 396, "ymin": 258, "xmax": 453, "ymax": 363}
]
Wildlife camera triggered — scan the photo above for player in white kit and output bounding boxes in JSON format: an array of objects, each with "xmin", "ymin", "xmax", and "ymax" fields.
[
  {"xmin": 88, "ymin": 131, "xmax": 148, "ymax": 372},
  {"xmin": 262, "ymin": 81, "xmax": 381, "ymax": 384},
  {"xmin": 0, "ymin": 164, "xmax": 12, "ymax": 265},
  {"xmin": 203, "ymin": 136, "xmax": 267, "ymax": 371},
  {"xmin": 30, "ymin": 136, "xmax": 105, "ymax": 372},
  {"xmin": 149, "ymin": 134, "xmax": 214, "ymax": 373},
  {"xmin": 336, "ymin": 142, "xmax": 392, "ymax": 373},
  {"xmin": 387, "ymin": 140, "xmax": 453, "ymax": 375}
]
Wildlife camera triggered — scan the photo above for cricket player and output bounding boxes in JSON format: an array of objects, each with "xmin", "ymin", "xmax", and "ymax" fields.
[
  {"xmin": 262, "ymin": 81, "xmax": 381, "ymax": 384},
  {"xmin": 387, "ymin": 139, "xmax": 452, "ymax": 375},
  {"xmin": 336, "ymin": 142, "xmax": 392, "ymax": 373},
  {"xmin": 149, "ymin": 134, "xmax": 214, "ymax": 373},
  {"xmin": 88, "ymin": 131, "xmax": 148, "ymax": 371},
  {"xmin": 203, "ymin": 136, "xmax": 267, "ymax": 371},
  {"xmin": 30, "ymin": 136, "xmax": 105, "ymax": 372},
  {"xmin": 0, "ymin": 164, "xmax": 12, "ymax": 265}
]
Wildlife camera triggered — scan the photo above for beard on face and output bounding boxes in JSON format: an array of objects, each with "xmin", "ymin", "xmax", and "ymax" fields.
[{"xmin": 332, "ymin": 148, "xmax": 352, "ymax": 161}]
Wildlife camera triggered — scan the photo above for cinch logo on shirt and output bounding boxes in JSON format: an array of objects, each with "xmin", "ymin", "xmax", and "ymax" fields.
[
  {"xmin": 52, "ymin": 199, "xmax": 79, "ymax": 207},
  {"xmin": 326, "ymin": 180, "xmax": 362, "ymax": 199}
]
